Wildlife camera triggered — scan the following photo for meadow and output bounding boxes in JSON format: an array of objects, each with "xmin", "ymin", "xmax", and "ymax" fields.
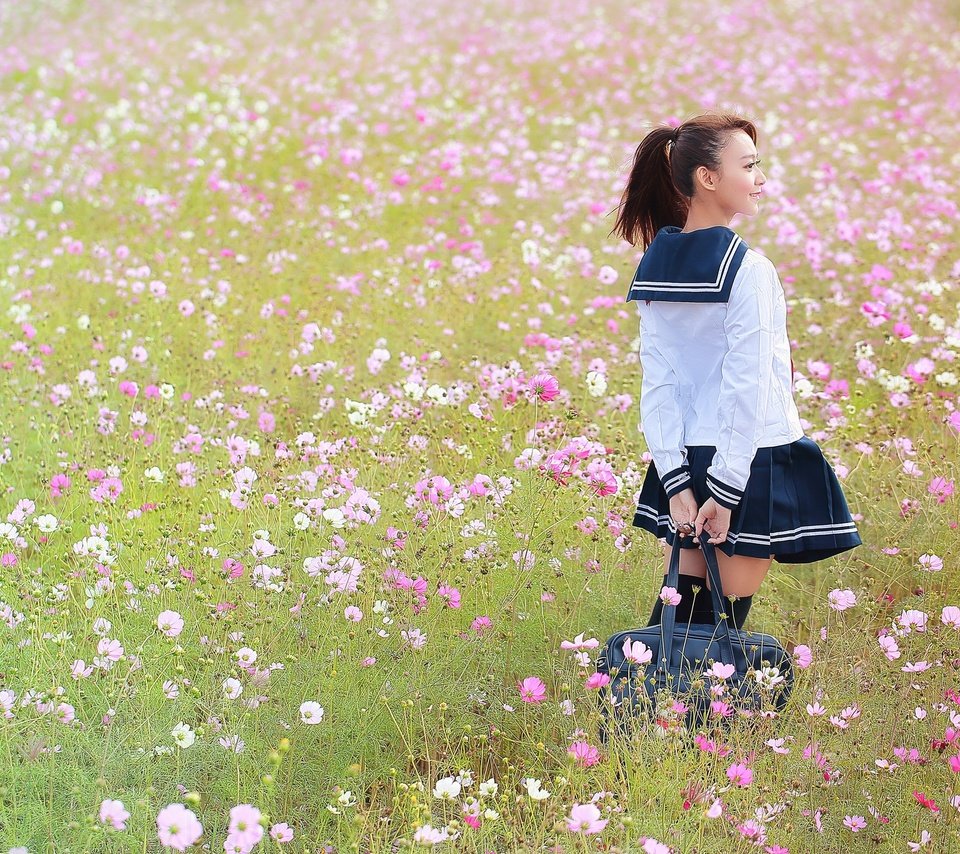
[{"xmin": 1, "ymin": 0, "xmax": 960, "ymax": 851}]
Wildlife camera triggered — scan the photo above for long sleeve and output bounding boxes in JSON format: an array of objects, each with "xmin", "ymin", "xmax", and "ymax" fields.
[
  {"xmin": 639, "ymin": 313, "xmax": 691, "ymax": 499},
  {"xmin": 705, "ymin": 259, "xmax": 778, "ymax": 509}
]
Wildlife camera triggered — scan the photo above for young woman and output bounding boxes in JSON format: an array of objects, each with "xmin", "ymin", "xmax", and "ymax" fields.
[{"xmin": 612, "ymin": 112, "xmax": 862, "ymax": 632}]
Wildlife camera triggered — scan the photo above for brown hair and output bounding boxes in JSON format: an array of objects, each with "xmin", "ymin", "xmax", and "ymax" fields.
[{"xmin": 610, "ymin": 112, "xmax": 758, "ymax": 249}]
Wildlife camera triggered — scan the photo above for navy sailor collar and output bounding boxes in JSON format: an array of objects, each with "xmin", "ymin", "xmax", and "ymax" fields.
[{"xmin": 625, "ymin": 225, "xmax": 749, "ymax": 303}]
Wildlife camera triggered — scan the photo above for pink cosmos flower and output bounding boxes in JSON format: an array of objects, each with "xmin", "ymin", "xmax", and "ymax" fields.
[
  {"xmin": 726, "ymin": 762, "xmax": 753, "ymax": 787},
  {"xmin": 157, "ymin": 610, "xmax": 184, "ymax": 638},
  {"xmin": 566, "ymin": 803, "xmax": 608, "ymax": 834},
  {"xmin": 792, "ymin": 645, "xmax": 813, "ymax": 669},
  {"xmin": 518, "ymin": 676, "xmax": 547, "ymax": 704},
  {"xmin": 528, "ymin": 373, "xmax": 560, "ymax": 402},
  {"xmin": 827, "ymin": 589, "xmax": 857, "ymax": 611},
  {"xmin": 898, "ymin": 609, "xmax": 929, "ymax": 632},
  {"xmin": 227, "ymin": 804, "xmax": 263, "ymax": 848},
  {"xmin": 659, "ymin": 586, "xmax": 682, "ymax": 606},
  {"xmin": 585, "ymin": 673, "xmax": 611, "ymax": 690},
  {"xmin": 879, "ymin": 635, "xmax": 901, "ymax": 661},
  {"xmin": 99, "ymin": 798, "xmax": 130, "ymax": 830},
  {"xmin": 567, "ymin": 741, "xmax": 601, "ymax": 767},
  {"xmin": 156, "ymin": 803, "xmax": 203, "ymax": 851},
  {"xmin": 927, "ymin": 477, "xmax": 954, "ymax": 504},
  {"xmin": 941, "ymin": 606, "xmax": 960, "ymax": 628},
  {"xmin": 844, "ymin": 815, "xmax": 867, "ymax": 831},
  {"xmin": 471, "ymin": 615, "xmax": 492, "ymax": 634},
  {"xmin": 622, "ymin": 637, "xmax": 652, "ymax": 666},
  {"xmin": 269, "ymin": 822, "xmax": 294, "ymax": 842},
  {"xmin": 918, "ymin": 554, "xmax": 944, "ymax": 572},
  {"xmin": 560, "ymin": 633, "xmax": 600, "ymax": 651},
  {"xmin": 437, "ymin": 584, "xmax": 461, "ymax": 608},
  {"xmin": 707, "ymin": 662, "xmax": 736, "ymax": 680}
]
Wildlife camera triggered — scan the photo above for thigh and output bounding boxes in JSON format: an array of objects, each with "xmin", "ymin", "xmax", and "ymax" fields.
[
  {"xmin": 661, "ymin": 540, "xmax": 707, "ymax": 579},
  {"xmin": 706, "ymin": 551, "xmax": 773, "ymax": 598}
]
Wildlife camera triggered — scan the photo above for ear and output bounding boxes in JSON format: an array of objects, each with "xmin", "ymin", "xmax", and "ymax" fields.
[{"xmin": 694, "ymin": 165, "xmax": 717, "ymax": 193}]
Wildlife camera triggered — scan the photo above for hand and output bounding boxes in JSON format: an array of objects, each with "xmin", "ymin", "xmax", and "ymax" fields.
[
  {"xmin": 695, "ymin": 497, "xmax": 731, "ymax": 545},
  {"xmin": 668, "ymin": 488, "xmax": 698, "ymax": 538}
]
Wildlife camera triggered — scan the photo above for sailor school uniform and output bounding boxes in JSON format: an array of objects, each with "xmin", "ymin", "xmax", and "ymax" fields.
[{"xmin": 628, "ymin": 225, "xmax": 861, "ymax": 563}]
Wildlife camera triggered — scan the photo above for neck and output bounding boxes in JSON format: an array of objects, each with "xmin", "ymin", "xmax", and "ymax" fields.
[{"xmin": 681, "ymin": 200, "xmax": 735, "ymax": 233}]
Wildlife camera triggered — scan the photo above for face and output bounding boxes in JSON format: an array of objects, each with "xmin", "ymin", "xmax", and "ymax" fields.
[{"xmin": 697, "ymin": 130, "xmax": 766, "ymax": 218}]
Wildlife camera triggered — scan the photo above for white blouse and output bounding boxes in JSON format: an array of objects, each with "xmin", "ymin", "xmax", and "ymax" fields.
[{"xmin": 635, "ymin": 247, "xmax": 804, "ymax": 509}]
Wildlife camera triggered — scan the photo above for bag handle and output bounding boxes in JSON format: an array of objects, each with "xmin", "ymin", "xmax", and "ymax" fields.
[{"xmin": 657, "ymin": 532, "xmax": 736, "ymax": 670}]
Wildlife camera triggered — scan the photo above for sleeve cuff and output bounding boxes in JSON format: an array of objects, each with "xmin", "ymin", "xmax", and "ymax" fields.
[
  {"xmin": 706, "ymin": 473, "xmax": 744, "ymax": 509},
  {"xmin": 661, "ymin": 466, "xmax": 693, "ymax": 499}
]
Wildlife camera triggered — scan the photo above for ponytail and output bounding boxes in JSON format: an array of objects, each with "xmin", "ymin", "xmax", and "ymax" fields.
[{"xmin": 610, "ymin": 112, "xmax": 758, "ymax": 249}]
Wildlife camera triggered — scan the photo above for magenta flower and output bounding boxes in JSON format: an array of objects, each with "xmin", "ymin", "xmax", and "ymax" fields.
[
  {"xmin": 566, "ymin": 802, "xmax": 608, "ymax": 834},
  {"xmin": 528, "ymin": 373, "xmax": 560, "ymax": 402},
  {"xmin": 726, "ymin": 762, "xmax": 753, "ymax": 787},
  {"xmin": 567, "ymin": 740, "xmax": 601, "ymax": 767},
  {"xmin": 585, "ymin": 672, "xmax": 611, "ymax": 690},
  {"xmin": 518, "ymin": 676, "xmax": 547, "ymax": 704}
]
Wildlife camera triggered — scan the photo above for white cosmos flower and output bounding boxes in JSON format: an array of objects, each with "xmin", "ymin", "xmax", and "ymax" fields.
[
  {"xmin": 432, "ymin": 777, "xmax": 461, "ymax": 800},
  {"xmin": 322, "ymin": 508, "xmax": 346, "ymax": 528},
  {"xmin": 299, "ymin": 701, "xmax": 324, "ymax": 724},
  {"xmin": 171, "ymin": 722, "xmax": 195, "ymax": 748},
  {"xmin": 34, "ymin": 514, "xmax": 59, "ymax": 533},
  {"xmin": 523, "ymin": 778, "xmax": 550, "ymax": 800}
]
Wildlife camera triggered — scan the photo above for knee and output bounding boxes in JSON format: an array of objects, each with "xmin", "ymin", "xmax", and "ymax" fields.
[{"xmin": 718, "ymin": 578, "xmax": 763, "ymax": 598}]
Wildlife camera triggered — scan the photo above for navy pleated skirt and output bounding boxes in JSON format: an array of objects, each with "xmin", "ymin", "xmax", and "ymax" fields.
[{"xmin": 633, "ymin": 436, "xmax": 862, "ymax": 563}]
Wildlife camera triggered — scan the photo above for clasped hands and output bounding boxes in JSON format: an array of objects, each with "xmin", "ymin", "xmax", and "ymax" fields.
[{"xmin": 669, "ymin": 487, "xmax": 730, "ymax": 546}]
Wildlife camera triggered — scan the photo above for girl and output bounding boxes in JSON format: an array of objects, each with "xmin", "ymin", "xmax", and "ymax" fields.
[{"xmin": 612, "ymin": 112, "xmax": 861, "ymax": 632}]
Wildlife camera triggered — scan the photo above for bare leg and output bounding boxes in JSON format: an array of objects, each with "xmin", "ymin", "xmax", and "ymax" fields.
[
  {"xmin": 705, "ymin": 552, "xmax": 773, "ymax": 598},
  {"xmin": 661, "ymin": 540, "xmax": 707, "ymax": 579}
]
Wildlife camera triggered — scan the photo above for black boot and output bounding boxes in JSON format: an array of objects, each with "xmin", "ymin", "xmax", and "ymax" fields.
[
  {"xmin": 648, "ymin": 573, "xmax": 712, "ymax": 626},
  {"xmin": 690, "ymin": 584, "xmax": 717, "ymax": 625},
  {"xmin": 646, "ymin": 574, "xmax": 669, "ymax": 626}
]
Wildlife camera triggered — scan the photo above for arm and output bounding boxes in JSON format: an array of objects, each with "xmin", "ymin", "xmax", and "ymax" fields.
[
  {"xmin": 638, "ymin": 313, "xmax": 691, "ymax": 498},
  {"xmin": 705, "ymin": 259, "xmax": 778, "ymax": 510}
]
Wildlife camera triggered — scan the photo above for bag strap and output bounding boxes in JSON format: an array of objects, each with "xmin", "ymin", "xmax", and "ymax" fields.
[
  {"xmin": 657, "ymin": 533, "xmax": 736, "ymax": 668},
  {"xmin": 699, "ymin": 531, "xmax": 736, "ymax": 663},
  {"xmin": 657, "ymin": 534, "xmax": 684, "ymax": 668}
]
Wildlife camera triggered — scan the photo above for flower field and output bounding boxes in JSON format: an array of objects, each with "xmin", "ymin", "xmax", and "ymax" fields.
[{"xmin": 1, "ymin": 0, "xmax": 960, "ymax": 851}]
